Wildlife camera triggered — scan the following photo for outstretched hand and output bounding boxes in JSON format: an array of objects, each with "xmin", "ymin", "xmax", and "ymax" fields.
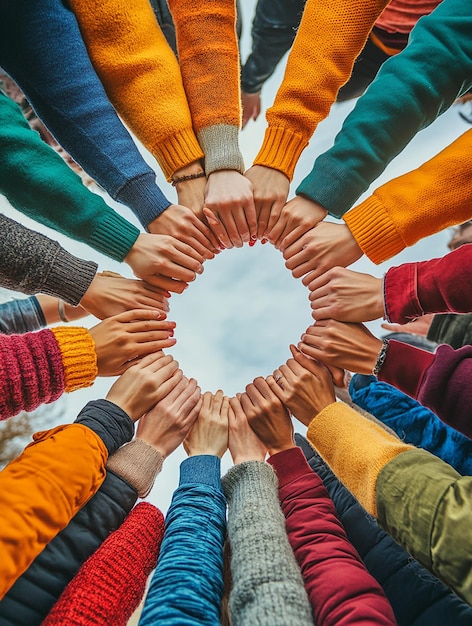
[
  {"xmin": 266, "ymin": 195, "xmax": 327, "ymax": 250},
  {"xmin": 184, "ymin": 390, "xmax": 229, "ymax": 458},
  {"xmin": 227, "ymin": 396, "xmax": 266, "ymax": 464}
]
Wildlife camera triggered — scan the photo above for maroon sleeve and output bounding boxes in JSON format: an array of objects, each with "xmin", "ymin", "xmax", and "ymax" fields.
[
  {"xmin": 268, "ymin": 447, "xmax": 396, "ymax": 626},
  {"xmin": 384, "ymin": 244, "xmax": 472, "ymax": 323},
  {"xmin": 0, "ymin": 329, "xmax": 65, "ymax": 420}
]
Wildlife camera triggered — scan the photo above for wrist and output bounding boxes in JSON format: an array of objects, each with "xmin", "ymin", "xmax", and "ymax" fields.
[
  {"xmin": 266, "ymin": 441, "xmax": 296, "ymax": 457},
  {"xmin": 372, "ymin": 339, "xmax": 390, "ymax": 376}
]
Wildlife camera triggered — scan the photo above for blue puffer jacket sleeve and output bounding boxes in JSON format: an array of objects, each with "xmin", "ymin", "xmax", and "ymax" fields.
[
  {"xmin": 295, "ymin": 434, "xmax": 472, "ymax": 626},
  {"xmin": 139, "ymin": 455, "xmax": 226, "ymax": 626}
]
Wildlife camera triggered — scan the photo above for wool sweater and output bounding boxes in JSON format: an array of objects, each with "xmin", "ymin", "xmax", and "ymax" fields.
[
  {"xmin": 139, "ymin": 455, "xmax": 226, "ymax": 625},
  {"xmin": 0, "ymin": 213, "xmax": 97, "ymax": 305},
  {"xmin": 0, "ymin": 327, "xmax": 98, "ymax": 420},
  {"xmin": 0, "ymin": 91, "xmax": 140, "ymax": 260},
  {"xmin": 307, "ymin": 402, "xmax": 472, "ymax": 603},
  {"xmin": 221, "ymin": 461, "xmax": 314, "ymax": 626},
  {"xmin": 297, "ymin": 0, "xmax": 472, "ymax": 216},
  {"xmin": 0, "ymin": 399, "xmax": 134, "ymax": 599},
  {"xmin": 343, "ymin": 130, "xmax": 472, "ymax": 265},
  {"xmin": 0, "ymin": 0, "xmax": 171, "ymax": 228},
  {"xmin": 268, "ymin": 447, "xmax": 396, "ymax": 626},
  {"xmin": 69, "ymin": 0, "xmax": 243, "ymax": 178}
]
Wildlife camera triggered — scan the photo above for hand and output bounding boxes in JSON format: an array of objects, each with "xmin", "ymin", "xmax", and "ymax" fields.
[
  {"xmin": 203, "ymin": 170, "xmax": 257, "ymax": 248},
  {"xmin": 184, "ymin": 390, "xmax": 229, "ymax": 457},
  {"xmin": 308, "ymin": 267, "xmax": 384, "ymax": 322},
  {"xmin": 265, "ymin": 195, "xmax": 327, "ymax": 251},
  {"xmin": 240, "ymin": 377, "xmax": 294, "ymax": 456},
  {"xmin": 298, "ymin": 320, "xmax": 382, "ymax": 374},
  {"xmin": 282, "ymin": 221, "xmax": 362, "ymax": 281},
  {"xmin": 148, "ymin": 204, "xmax": 218, "ymax": 260},
  {"xmin": 381, "ymin": 314, "xmax": 434, "ymax": 338},
  {"xmin": 124, "ymin": 233, "xmax": 204, "ymax": 293},
  {"xmin": 244, "ymin": 165, "xmax": 290, "ymax": 240},
  {"xmin": 79, "ymin": 273, "xmax": 169, "ymax": 319},
  {"xmin": 267, "ymin": 345, "xmax": 336, "ymax": 425},
  {"xmin": 105, "ymin": 352, "xmax": 181, "ymax": 421},
  {"xmin": 89, "ymin": 309, "xmax": 176, "ymax": 376},
  {"xmin": 227, "ymin": 396, "xmax": 266, "ymax": 463},
  {"xmin": 136, "ymin": 376, "xmax": 202, "ymax": 458},
  {"xmin": 241, "ymin": 91, "xmax": 261, "ymax": 128}
]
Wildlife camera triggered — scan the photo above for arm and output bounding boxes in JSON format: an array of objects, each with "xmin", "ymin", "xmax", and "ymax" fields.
[
  {"xmin": 427, "ymin": 312, "xmax": 472, "ymax": 348},
  {"xmin": 0, "ymin": 297, "xmax": 46, "ymax": 334}
]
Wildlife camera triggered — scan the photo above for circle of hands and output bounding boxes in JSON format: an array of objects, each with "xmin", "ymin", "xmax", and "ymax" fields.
[{"xmin": 97, "ymin": 171, "xmax": 391, "ymax": 458}]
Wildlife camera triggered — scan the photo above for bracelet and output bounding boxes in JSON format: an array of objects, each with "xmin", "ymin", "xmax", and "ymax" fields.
[
  {"xmin": 372, "ymin": 339, "xmax": 389, "ymax": 377},
  {"xmin": 171, "ymin": 171, "xmax": 206, "ymax": 187},
  {"xmin": 58, "ymin": 299, "xmax": 69, "ymax": 323}
]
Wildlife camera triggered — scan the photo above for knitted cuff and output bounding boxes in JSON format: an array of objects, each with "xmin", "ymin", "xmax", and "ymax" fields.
[
  {"xmin": 198, "ymin": 125, "xmax": 245, "ymax": 175},
  {"xmin": 154, "ymin": 127, "xmax": 205, "ymax": 181},
  {"xmin": 222, "ymin": 461, "xmax": 278, "ymax": 504},
  {"xmin": 307, "ymin": 402, "xmax": 413, "ymax": 516},
  {"xmin": 45, "ymin": 249, "xmax": 98, "ymax": 305},
  {"xmin": 115, "ymin": 172, "xmax": 172, "ymax": 229},
  {"xmin": 50, "ymin": 327, "xmax": 98, "ymax": 392},
  {"xmin": 253, "ymin": 126, "xmax": 308, "ymax": 181},
  {"xmin": 106, "ymin": 439, "xmax": 164, "ymax": 498}
]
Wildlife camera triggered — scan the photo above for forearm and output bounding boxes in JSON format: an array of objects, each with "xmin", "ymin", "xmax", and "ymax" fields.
[{"xmin": 0, "ymin": 296, "xmax": 46, "ymax": 334}]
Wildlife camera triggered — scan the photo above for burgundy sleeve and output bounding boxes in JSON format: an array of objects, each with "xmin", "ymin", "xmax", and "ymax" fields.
[
  {"xmin": 384, "ymin": 244, "xmax": 472, "ymax": 323},
  {"xmin": 268, "ymin": 447, "xmax": 396, "ymax": 626},
  {"xmin": 0, "ymin": 329, "xmax": 65, "ymax": 420}
]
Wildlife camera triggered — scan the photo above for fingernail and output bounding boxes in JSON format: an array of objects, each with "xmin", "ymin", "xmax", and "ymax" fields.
[
  {"xmin": 249, "ymin": 239, "xmax": 256, "ymax": 247},
  {"xmin": 261, "ymin": 238, "xmax": 268, "ymax": 244},
  {"xmin": 197, "ymin": 266, "xmax": 204, "ymax": 274},
  {"xmin": 250, "ymin": 235, "xmax": 257, "ymax": 241}
]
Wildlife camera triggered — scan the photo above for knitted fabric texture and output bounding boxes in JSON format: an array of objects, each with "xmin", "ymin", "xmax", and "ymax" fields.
[
  {"xmin": 43, "ymin": 502, "xmax": 164, "ymax": 626},
  {"xmin": 106, "ymin": 438, "xmax": 164, "ymax": 497},
  {"xmin": 50, "ymin": 326, "xmax": 98, "ymax": 392}
]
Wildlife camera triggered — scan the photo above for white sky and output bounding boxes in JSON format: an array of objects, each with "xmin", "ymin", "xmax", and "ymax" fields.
[{"xmin": 0, "ymin": 0, "xmax": 470, "ymax": 512}]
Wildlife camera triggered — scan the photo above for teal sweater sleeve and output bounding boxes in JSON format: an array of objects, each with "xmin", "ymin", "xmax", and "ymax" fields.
[
  {"xmin": 297, "ymin": 0, "xmax": 472, "ymax": 218},
  {"xmin": 0, "ymin": 91, "xmax": 139, "ymax": 261},
  {"xmin": 139, "ymin": 455, "xmax": 226, "ymax": 626}
]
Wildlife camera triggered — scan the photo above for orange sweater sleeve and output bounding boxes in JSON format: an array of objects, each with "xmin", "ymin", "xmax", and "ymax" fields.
[
  {"xmin": 51, "ymin": 326, "xmax": 98, "ymax": 392},
  {"xmin": 344, "ymin": 129, "xmax": 472, "ymax": 264},
  {"xmin": 253, "ymin": 0, "xmax": 389, "ymax": 179},
  {"xmin": 69, "ymin": 0, "xmax": 204, "ymax": 180},
  {"xmin": 168, "ymin": 0, "xmax": 244, "ymax": 175},
  {"xmin": 0, "ymin": 424, "xmax": 107, "ymax": 598}
]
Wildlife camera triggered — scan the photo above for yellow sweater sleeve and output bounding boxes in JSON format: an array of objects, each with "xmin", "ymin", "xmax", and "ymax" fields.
[
  {"xmin": 69, "ymin": 0, "xmax": 204, "ymax": 179},
  {"xmin": 344, "ymin": 129, "xmax": 472, "ymax": 264},
  {"xmin": 168, "ymin": 0, "xmax": 244, "ymax": 175},
  {"xmin": 51, "ymin": 326, "xmax": 98, "ymax": 392},
  {"xmin": 253, "ymin": 0, "xmax": 389, "ymax": 179},
  {"xmin": 307, "ymin": 402, "xmax": 412, "ymax": 515}
]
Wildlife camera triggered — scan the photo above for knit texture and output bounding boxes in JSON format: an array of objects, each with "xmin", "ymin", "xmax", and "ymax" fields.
[
  {"xmin": 106, "ymin": 438, "xmax": 164, "ymax": 497},
  {"xmin": 307, "ymin": 402, "xmax": 413, "ymax": 515},
  {"xmin": 222, "ymin": 461, "xmax": 314, "ymax": 626},
  {"xmin": 43, "ymin": 502, "xmax": 165, "ymax": 626},
  {"xmin": 51, "ymin": 326, "xmax": 98, "ymax": 392},
  {"xmin": 376, "ymin": 0, "xmax": 441, "ymax": 34}
]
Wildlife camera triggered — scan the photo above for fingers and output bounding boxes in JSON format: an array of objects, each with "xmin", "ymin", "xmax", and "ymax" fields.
[
  {"xmin": 203, "ymin": 208, "xmax": 232, "ymax": 249},
  {"xmin": 144, "ymin": 274, "xmax": 189, "ymax": 294}
]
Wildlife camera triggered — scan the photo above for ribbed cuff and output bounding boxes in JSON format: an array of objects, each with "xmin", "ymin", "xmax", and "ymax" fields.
[
  {"xmin": 51, "ymin": 327, "xmax": 98, "ymax": 392},
  {"xmin": 106, "ymin": 439, "xmax": 164, "ymax": 498},
  {"xmin": 344, "ymin": 197, "xmax": 405, "ymax": 264},
  {"xmin": 222, "ymin": 461, "xmax": 277, "ymax": 503},
  {"xmin": 180, "ymin": 455, "xmax": 221, "ymax": 489},
  {"xmin": 115, "ymin": 172, "xmax": 172, "ymax": 229},
  {"xmin": 75, "ymin": 399, "xmax": 134, "ymax": 455},
  {"xmin": 86, "ymin": 210, "xmax": 141, "ymax": 261},
  {"xmin": 198, "ymin": 125, "xmax": 245, "ymax": 175},
  {"xmin": 268, "ymin": 446, "xmax": 319, "ymax": 489},
  {"xmin": 44, "ymin": 249, "xmax": 97, "ymax": 306},
  {"xmin": 253, "ymin": 126, "xmax": 308, "ymax": 181},
  {"xmin": 153, "ymin": 127, "xmax": 204, "ymax": 181}
]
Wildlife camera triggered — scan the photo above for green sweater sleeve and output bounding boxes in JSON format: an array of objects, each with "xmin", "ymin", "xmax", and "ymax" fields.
[
  {"xmin": 0, "ymin": 91, "xmax": 139, "ymax": 261},
  {"xmin": 297, "ymin": 0, "xmax": 472, "ymax": 217}
]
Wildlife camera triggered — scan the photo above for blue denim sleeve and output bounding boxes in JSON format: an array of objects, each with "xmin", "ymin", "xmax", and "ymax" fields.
[{"xmin": 0, "ymin": 296, "xmax": 46, "ymax": 334}]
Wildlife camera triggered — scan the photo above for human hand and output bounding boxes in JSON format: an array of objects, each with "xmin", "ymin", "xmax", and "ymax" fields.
[
  {"xmin": 241, "ymin": 91, "xmax": 262, "ymax": 128},
  {"xmin": 105, "ymin": 352, "xmax": 181, "ymax": 421},
  {"xmin": 298, "ymin": 320, "xmax": 382, "ymax": 374},
  {"xmin": 240, "ymin": 377, "xmax": 294, "ymax": 456},
  {"xmin": 381, "ymin": 314, "xmax": 435, "ymax": 337},
  {"xmin": 136, "ymin": 376, "xmax": 202, "ymax": 458},
  {"xmin": 184, "ymin": 390, "xmax": 229, "ymax": 457},
  {"xmin": 265, "ymin": 195, "xmax": 328, "ymax": 251},
  {"xmin": 203, "ymin": 170, "xmax": 257, "ymax": 248},
  {"xmin": 148, "ymin": 204, "xmax": 218, "ymax": 260},
  {"xmin": 79, "ymin": 273, "xmax": 169, "ymax": 319},
  {"xmin": 124, "ymin": 232, "xmax": 204, "ymax": 294},
  {"xmin": 308, "ymin": 267, "xmax": 384, "ymax": 322},
  {"xmin": 244, "ymin": 165, "xmax": 290, "ymax": 240},
  {"xmin": 89, "ymin": 309, "xmax": 176, "ymax": 376},
  {"xmin": 227, "ymin": 396, "xmax": 266, "ymax": 464},
  {"xmin": 282, "ymin": 221, "xmax": 362, "ymax": 281},
  {"xmin": 267, "ymin": 345, "xmax": 336, "ymax": 425}
]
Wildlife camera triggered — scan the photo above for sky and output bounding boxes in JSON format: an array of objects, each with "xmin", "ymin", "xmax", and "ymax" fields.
[{"xmin": 0, "ymin": 1, "xmax": 470, "ymax": 512}]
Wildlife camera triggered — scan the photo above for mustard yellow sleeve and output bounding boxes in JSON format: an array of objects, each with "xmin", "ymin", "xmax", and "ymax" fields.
[
  {"xmin": 50, "ymin": 326, "xmax": 98, "ymax": 392},
  {"xmin": 307, "ymin": 402, "xmax": 412, "ymax": 515},
  {"xmin": 344, "ymin": 129, "xmax": 472, "ymax": 264},
  {"xmin": 69, "ymin": 0, "xmax": 204, "ymax": 179},
  {"xmin": 253, "ymin": 0, "xmax": 389, "ymax": 179}
]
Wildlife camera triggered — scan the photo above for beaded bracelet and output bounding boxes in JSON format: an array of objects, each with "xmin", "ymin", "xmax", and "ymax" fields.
[
  {"xmin": 171, "ymin": 171, "xmax": 206, "ymax": 186},
  {"xmin": 372, "ymin": 339, "xmax": 389, "ymax": 377}
]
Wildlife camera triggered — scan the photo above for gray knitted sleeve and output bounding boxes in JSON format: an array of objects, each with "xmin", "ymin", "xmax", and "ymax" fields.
[
  {"xmin": 222, "ymin": 461, "xmax": 314, "ymax": 626},
  {"xmin": 0, "ymin": 213, "xmax": 97, "ymax": 305}
]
